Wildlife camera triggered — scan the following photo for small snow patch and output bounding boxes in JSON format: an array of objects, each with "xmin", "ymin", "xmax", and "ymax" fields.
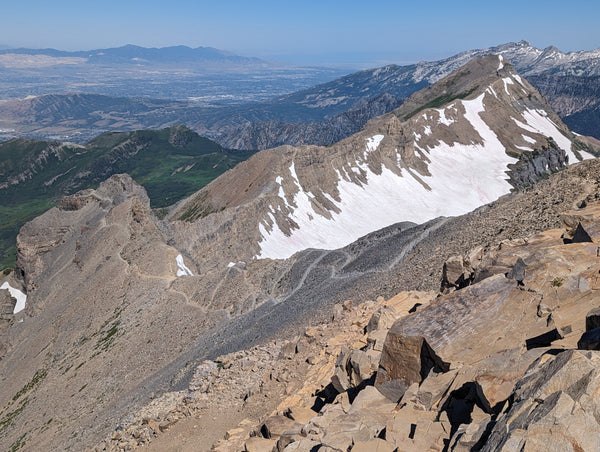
[
  {"xmin": 176, "ymin": 254, "xmax": 194, "ymax": 276},
  {"xmin": 436, "ymin": 108, "xmax": 454, "ymax": 126},
  {"xmin": 502, "ymin": 77, "xmax": 514, "ymax": 96},
  {"xmin": 514, "ymin": 108, "xmax": 579, "ymax": 162},
  {"xmin": 512, "ymin": 74, "xmax": 525, "ymax": 86},
  {"xmin": 1, "ymin": 282, "xmax": 26, "ymax": 314},
  {"xmin": 365, "ymin": 135, "xmax": 384, "ymax": 154},
  {"xmin": 486, "ymin": 86, "xmax": 498, "ymax": 99},
  {"xmin": 522, "ymin": 135, "xmax": 536, "ymax": 144}
]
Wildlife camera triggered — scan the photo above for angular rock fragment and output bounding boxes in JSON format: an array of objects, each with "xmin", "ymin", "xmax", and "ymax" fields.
[
  {"xmin": 261, "ymin": 415, "xmax": 303, "ymax": 440},
  {"xmin": 245, "ymin": 437, "xmax": 277, "ymax": 452},
  {"xmin": 482, "ymin": 350, "xmax": 600, "ymax": 451},
  {"xmin": 505, "ymin": 257, "xmax": 526, "ymax": 284},
  {"xmin": 417, "ymin": 369, "xmax": 458, "ymax": 410},
  {"xmin": 376, "ymin": 334, "xmax": 449, "ymax": 402},
  {"xmin": 366, "ymin": 306, "xmax": 397, "ymax": 333},
  {"xmin": 352, "ymin": 438, "xmax": 396, "ymax": 452}
]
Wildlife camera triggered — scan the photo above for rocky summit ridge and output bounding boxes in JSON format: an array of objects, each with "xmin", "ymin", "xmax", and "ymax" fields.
[{"xmin": 1, "ymin": 56, "xmax": 600, "ymax": 451}]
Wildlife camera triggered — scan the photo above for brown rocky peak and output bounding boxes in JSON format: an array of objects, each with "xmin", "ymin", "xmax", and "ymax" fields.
[{"xmin": 394, "ymin": 54, "xmax": 516, "ymax": 121}]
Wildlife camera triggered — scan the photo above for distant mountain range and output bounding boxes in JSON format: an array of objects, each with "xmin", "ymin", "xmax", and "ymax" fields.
[
  {"xmin": 0, "ymin": 44, "xmax": 348, "ymax": 104},
  {"xmin": 0, "ymin": 41, "xmax": 598, "ymax": 148},
  {"xmin": 0, "ymin": 44, "xmax": 268, "ymax": 66},
  {"xmin": 217, "ymin": 40, "xmax": 600, "ymax": 148}
]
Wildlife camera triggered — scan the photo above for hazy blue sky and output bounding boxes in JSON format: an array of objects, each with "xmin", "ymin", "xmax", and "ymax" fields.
[{"xmin": 2, "ymin": 0, "xmax": 599, "ymax": 67}]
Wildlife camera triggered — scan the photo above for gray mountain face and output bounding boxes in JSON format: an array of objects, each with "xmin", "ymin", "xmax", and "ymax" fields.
[{"xmin": 217, "ymin": 93, "xmax": 404, "ymax": 150}]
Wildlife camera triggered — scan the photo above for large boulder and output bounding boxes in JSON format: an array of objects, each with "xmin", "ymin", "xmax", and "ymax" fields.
[
  {"xmin": 376, "ymin": 334, "xmax": 449, "ymax": 402},
  {"xmin": 376, "ymin": 275, "xmax": 523, "ymax": 402},
  {"xmin": 482, "ymin": 350, "xmax": 600, "ymax": 452}
]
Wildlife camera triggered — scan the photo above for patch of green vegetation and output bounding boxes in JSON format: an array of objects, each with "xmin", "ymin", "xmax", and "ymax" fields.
[
  {"xmin": 400, "ymin": 87, "xmax": 478, "ymax": 121},
  {"xmin": 94, "ymin": 320, "xmax": 121, "ymax": 351},
  {"xmin": 9, "ymin": 432, "xmax": 27, "ymax": 451},
  {"xmin": 0, "ymin": 197, "xmax": 56, "ymax": 271},
  {"xmin": 153, "ymin": 207, "xmax": 169, "ymax": 220},
  {"xmin": 12, "ymin": 369, "xmax": 47, "ymax": 402},
  {"xmin": 0, "ymin": 397, "xmax": 29, "ymax": 434},
  {"xmin": 552, "ymin": 277, "xmax": 564, "ymax": 287},
  {"xmin": 0, "ymin": 126, "xmax": 257, "ymax": 269},
  {"xmin": 177, "ymin": 191, "xmax": 222, "ymax": 222}
]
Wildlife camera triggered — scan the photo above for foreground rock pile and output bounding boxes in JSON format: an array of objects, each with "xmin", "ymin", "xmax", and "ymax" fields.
[
  {"xmin": 96, "ymin": 201, "xmax": 600, "ymax": 451},
  {"xmin": 236, "ymin": 202, "xmax": 600, "ymax": 451}
]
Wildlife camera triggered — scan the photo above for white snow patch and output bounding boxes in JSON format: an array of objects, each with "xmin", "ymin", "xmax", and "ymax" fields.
[
  {"xmin": 256, "ymin": 93, "xmax": 517, "ymax": 260},
  {"xmin": 227, "ymin": 262, "xmax": 235, "ymax": 268},
  {"xmin": 436, "ymin": 108, "xmax": 454, "ymax": 126},
  {"xmin": 502, "ymin": 77, "xmax": 514, "ymax": 96},
  {"xmin": 512, "ymin": 74, "xmax": 525, "ymax": 86},
  {"xmin": 486, "ymin": 86, "xmax": 498, "ymax": 99},
  {"xmin": 423, "ymin": 125, "xmax": 432, "ymax": 136},
  {"xmin": 579, "ymin": 150, "xmax": 596, "ymax": 160},
  {"xmin": 364, "ymin": 134, "xmax": 384, "ymax": 158},
  {"xmin": 514, "ymin": 108, "xmax": 579, "ymax": 162},
  {"xmin": 498, "ymin": 55, "xmax": 504, "ymax": 71},
  {"xmin": 176, "ymin": 254, "xmax": 194, "ymax": 276},
  {"xmin": 0, "ymin": 282, "xmax": 26, "ymax": 314},
  {"xmin": 413, "ymin": 132, "xmax": 422, "ymax": 141},
  {"xmin": 515, "ymin": 145, "xmax": 533, "ymax": 151},
  {"xmin": 522, "ymin": 134, "xmax": 536, "ymax": 144}
]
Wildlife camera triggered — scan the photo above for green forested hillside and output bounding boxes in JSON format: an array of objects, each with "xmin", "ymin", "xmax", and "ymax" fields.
[{"xmin": 0, "ymin": 125, "xmax": 255, "ymax": 269}]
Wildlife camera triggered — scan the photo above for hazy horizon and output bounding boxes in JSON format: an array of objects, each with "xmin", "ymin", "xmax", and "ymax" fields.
[{"xmin": 2, "ymin": 0, "xmax": 599, "ymax": 68}]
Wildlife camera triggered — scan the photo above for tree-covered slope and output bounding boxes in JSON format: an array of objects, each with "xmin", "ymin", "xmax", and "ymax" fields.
[{"xmin": 0, "ymin": 125, "xmax": 254, "ymax": 269}]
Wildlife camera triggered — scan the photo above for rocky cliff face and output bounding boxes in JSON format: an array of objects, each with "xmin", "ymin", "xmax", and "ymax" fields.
[{"xmin": 0, "ymin": 174, "xmax": 231, "ymax": 450}]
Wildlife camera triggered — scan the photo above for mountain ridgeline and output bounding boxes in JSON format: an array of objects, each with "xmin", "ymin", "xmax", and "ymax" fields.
[
  {"xmin": 0, "ymin": 125, "xmax": 254, "ymax": 269},
  {"xmin": 170, "ymin": 55, "xmax": 599, "ymax": 264},
  {"xmin": 2, "ymin": 41, "xmax": 600, "ymax": 150}
]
